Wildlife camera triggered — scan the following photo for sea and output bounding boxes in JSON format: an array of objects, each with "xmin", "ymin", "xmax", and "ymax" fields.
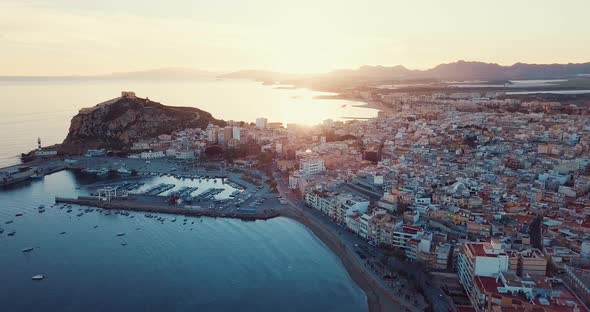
[
  {"xmin": 0, "ymin": 78, "xmax": 376, "ymax": 168},
  {"xmin": 0, "ymin": 170, "xmax": 368, "ymax": 312},
  {"xmin": 0, "ymin": 79, "xmax": 372, "ymax": 312}
]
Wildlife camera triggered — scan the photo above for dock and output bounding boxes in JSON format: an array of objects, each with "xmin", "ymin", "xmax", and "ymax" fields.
[
  {"xmin": 55, "ymin": 195, "xmax": 279, "ymax": 221},
  {"xmin": 142, "ymin": 183, "xmax": 175, "ymax": 196}
]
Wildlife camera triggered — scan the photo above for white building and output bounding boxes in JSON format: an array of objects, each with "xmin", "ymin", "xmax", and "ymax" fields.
[
  {"xmin": 175, "ymin": 150, "xmax": 195, "ymax": 160},
  {"xmin": 232, "ymin": 126, "xmax": 241, "ymax": 141},
  {"xmin": 256, "ymin": 117, "xmax": 268, "ymax": 129},
  {"xmin": 206, "ymin": 124, "xmax": 217, "ymax": 143},
  {"xmin": 457, "ymin": 241, "xmax": 510, "ymax": 310},
  {"xmin": 289, "ymin": 171, "xmax": 301, "ymax": 190},
  {"xmin": 299, "ymin": 157, "xmax": 325, "ymax": 177},
  {"xmin": 35, "ymin": 150, "xmax": 58, "ymax": 157},
  {"xmin": 140, "ymin": 151, "xmax": 165, "ymax": 159}
]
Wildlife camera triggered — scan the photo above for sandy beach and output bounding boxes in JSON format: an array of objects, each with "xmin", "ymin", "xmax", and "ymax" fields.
[{"xmin": 281, "ymin": 206, "xmax": 416, "ymax": 312}]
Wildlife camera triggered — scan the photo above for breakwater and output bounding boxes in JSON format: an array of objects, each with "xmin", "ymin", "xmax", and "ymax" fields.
[{"xmin": 55, "ymin": 195, "xmax": 279, "ymax": 221}]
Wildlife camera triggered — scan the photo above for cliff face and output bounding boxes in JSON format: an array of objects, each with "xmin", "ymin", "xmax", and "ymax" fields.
[{"xmin": 62, "ymin": 94, "xmax": 225, "ymax": 150}]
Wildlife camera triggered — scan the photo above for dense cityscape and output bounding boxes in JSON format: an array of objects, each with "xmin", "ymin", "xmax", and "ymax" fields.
[
  {"xmin": 2, "ymin": 1, "xmax": 590, "ymax": 312},
  {"xmin": 4, "ymin": 87, "xmax": 589, "ymax": 312}
]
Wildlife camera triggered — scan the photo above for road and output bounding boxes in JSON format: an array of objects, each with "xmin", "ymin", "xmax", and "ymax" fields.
[{"xmin": 272, "ymin": 167, "xmax": 427, "ymax": 312}]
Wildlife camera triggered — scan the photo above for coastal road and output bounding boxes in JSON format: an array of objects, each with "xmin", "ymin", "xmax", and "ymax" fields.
[{"xmin": 272, "ymin": 169, "xmax": 424, "ymax": 312}]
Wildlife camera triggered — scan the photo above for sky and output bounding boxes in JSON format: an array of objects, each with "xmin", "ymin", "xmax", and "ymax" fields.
[{"xmin": 1, "ymin": 0, "xmax": 589, "ymax": 75}]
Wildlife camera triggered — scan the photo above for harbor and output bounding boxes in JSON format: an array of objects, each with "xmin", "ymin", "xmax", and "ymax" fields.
[
  {"xmin": 54, "ymin": 194, "xmax": 280, "ymax": 221},
  {"xmin": 0, "ymin": 169, "xmax": 367, "ymax": 312}
]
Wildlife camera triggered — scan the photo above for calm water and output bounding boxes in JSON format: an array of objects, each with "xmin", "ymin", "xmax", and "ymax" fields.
[
  {"xmin": 506, "ymin": 90, "xmax": 590, "ymax": 95},
  {"xmin": 0, "ymin": 171, "xmax": 368, "ymax": 312},
  {"xmin": 0, "ymin": 78, "xmax": 376, "ymax": 168}
]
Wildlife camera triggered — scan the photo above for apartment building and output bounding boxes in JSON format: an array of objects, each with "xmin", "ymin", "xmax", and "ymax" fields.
[{"xmin": 299, "ymin": 157, "xmax": 326, "ymax": 177}]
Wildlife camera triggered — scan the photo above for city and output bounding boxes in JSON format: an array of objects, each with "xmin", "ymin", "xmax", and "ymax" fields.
[
  {"xmin": 2, "ymin": 1, "xmax": 590, "ymax": 312},
  {"xmin": 3, "ymin": 86, "xmax": 590, "ymax": 311}
]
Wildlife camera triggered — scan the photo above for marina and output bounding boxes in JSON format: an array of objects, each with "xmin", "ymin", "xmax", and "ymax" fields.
[
  {"xmin": 141, "ymin": 183, "xmax": 175, "ymax": 196},
  {"xmin": 54, "ymin": 194, "xmax": 280, "ymax": 221}
]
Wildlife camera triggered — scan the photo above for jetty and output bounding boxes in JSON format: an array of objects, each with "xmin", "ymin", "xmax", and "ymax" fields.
[
  {"xmin": 55, "ymin": 195, "xmax": 279, "ymax": 221},
  {"xmin": 142, "ymin": 183, "xmax": 175, "ymax": 196}
]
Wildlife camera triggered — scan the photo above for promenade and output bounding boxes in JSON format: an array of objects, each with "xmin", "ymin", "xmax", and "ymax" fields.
[{"xmin": 273, "ymin": 169, "xmax": 424, "ymax": 312}]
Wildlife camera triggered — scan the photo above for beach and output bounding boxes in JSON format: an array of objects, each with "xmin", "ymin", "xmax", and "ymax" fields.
[{"xmin": 274, "ymin": 170, "xmax": 420, "ymax": 312}]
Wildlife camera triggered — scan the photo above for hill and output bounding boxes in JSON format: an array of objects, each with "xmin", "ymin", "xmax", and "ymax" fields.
[{"xmin": 62, "ymin": 92, "xmax": 225, "ymax": 151}]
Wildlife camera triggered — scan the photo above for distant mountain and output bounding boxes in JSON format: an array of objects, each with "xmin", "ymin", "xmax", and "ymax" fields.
[
  {"xmin": 0, "ymin": 67, "xmax": 223, "ymax": 81},
  {"xmin": 223, "ymin": 61, "xmax": 590, "ymax": 89},
  {"xmin": 420, "ymin": 60, "xmax": 590, "ymax": 80},
  {"xmin": 101, "ymin": 67, "xmax": 222, "ymax": 80},
  {"xmin": 221, "ymin": 70, "xmax": 308, "ymax": 82}
]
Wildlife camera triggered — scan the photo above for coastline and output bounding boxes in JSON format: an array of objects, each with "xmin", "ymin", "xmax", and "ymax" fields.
[
  {"xmin": 4, "ymin": 155, "xmax": 415, "ymax": 311},
  {"xmin": 281, "ymin": 207, "xmax": 412, "ymax": 312},
  {"xmin": 313, "ymin": 93, "xmax": 392, "ymax": 113}
]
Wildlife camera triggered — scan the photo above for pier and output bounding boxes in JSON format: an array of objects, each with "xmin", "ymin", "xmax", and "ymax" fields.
[
  {"xmin": 55, "ymin": 195, "xmax": 280, "ymax": 221},
  {"xmin": 142, "ymin": 183, "xmax": 175, "ymax": 196}
]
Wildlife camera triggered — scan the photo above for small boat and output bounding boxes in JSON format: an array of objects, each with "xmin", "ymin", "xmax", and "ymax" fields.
[
  {"xmin": 38, "ymin": 209, "xmax": 45, "ymax": 213},
  {"xmin": 32, "ymin": 275, "xmax": 44, "ymax": 281},
  {"xmin": 38, "ymin": 205, "xmax": 45, "ymax": 209},
  {"xmin": 116, "ymin": 233, "xmax": 125, "ymax": 237},
  {"xmin": 0, "ymin": 228, "xmax": 4, "ymax": 234},
  {"xmin": 60, "ymin": 231, "xmax": 66, "ymax": 235},
  {"xmin": 121, "ymin": 242, "xmax": 127, "ymax": 246},
  {"xmin": 5, "ymin": 220, "xmax": 14, "ymax": 224},
  {"xmin": 30, "ymin": 173, "xmax": 44, "ymax": 180},
  {"xmin": 171, "ymin": 218, "xmax": 177, "ymax": 222},
  {"xmin": 15, "ymin": 213, "xmax": 23, "ymax": 217},
  {"xmin": 76, "ymin": 213, "xmax": 83, "ymax": 217},
  {"xmin": 8, "ymin": 230, "xmax": 16, "ymax": 236},
  {"xmin": 93, "ymin": 225, "xmax": 98, "ymax": 228},
  {"xmin": 22, "ymin": 247, "xmax": 34, "ymax": 252}
]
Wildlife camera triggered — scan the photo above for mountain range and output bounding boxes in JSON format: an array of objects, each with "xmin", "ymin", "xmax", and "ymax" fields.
[
  {"xmin": 223, "ymin": 60, "xmax": 590, "ymax": 90},
  {"xmin": 3, "ymin": 61, "xmax": 590, "ymax": 87}
]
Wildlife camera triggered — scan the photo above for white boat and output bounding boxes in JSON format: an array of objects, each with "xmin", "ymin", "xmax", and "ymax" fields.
[
  {"xmin": 32, "ymin": 275, "xmax": 44, "ymax": 281},
  {"xmin": 117, "ymin": 166, "xmax": 132, "ymax": 175}
]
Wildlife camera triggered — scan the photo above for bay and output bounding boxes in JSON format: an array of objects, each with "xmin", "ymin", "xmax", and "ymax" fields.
[{"xmin": 0, "ymin": 170, "xmax": 368, "ymax": 312}]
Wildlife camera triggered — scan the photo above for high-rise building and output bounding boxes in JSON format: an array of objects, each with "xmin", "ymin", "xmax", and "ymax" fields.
[
  {"xmin": 232, "ymin": 126, "xmax": 241, "ymax": 141},
  {"xmin": 256, "ymin": 117, "xmax": 268, "ymax": 129},
  {"xmin": 206, "ymin": 124, "xmax": 217, "ymax": 143},
  {"xmin": 224, "ymin": 126, "xmax": 233, "ymax": 145}
]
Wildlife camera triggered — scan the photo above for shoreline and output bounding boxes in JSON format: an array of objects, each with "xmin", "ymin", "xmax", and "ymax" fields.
[
  {"xmin": 5, "ymin": 158, "xmax": 412, "ymax": 312},
  {"xmin": 313, "ymin": 93, "xmax": 393, "ymax": 113},
  {"xmin": 281, "ymin": 207, "xmax": 412, "ymax": 312}
]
